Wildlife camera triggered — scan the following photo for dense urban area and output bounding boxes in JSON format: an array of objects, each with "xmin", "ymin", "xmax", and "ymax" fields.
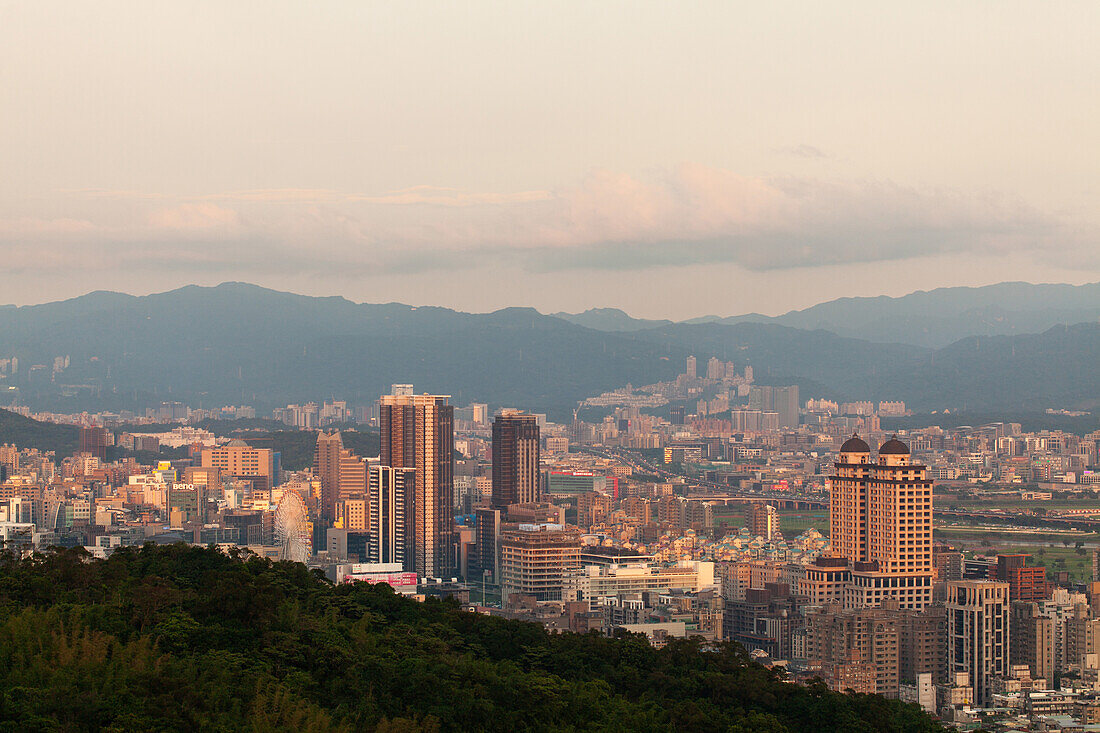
[{"xmin": 4, "ymin": 353, "xmax": 1100, "ymax": 731}]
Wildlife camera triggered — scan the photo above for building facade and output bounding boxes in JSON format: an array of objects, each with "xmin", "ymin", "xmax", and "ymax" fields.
[
  {"xmin": 499, "ymin": 523, "xmax": 581, "ymax": 602},
  {"xmin": 379, "ymin": 393, "xmax": 455, "ymax": 579},
  {"xmin": 947, "ymin": 580, "xmax": 1009, "ymax": 707},
  {"xmin": 491, "ymin": 411, "xmax": 541, "ymax": 507},
  {"xmin": 830, "ymin": 436, "xmax": 933, "ymax": 609}
]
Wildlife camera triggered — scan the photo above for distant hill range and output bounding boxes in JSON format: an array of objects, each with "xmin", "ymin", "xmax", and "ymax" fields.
[
  {"xmin": 1, "ymin": 281, "xmax": 1099, "ymax": 421},
  {"xmin": 551, "ymin": 308, "xmax": 673, "ymax": 332},
  {"xmin": 560, "ymin": 281, "xmax": 1100, "ymax": 349}
]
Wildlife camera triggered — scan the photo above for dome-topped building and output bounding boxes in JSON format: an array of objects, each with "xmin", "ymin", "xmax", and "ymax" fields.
[
  {"xmin": 839, "ymin": 434, "xmax": 870, "ymax": 454},
  {"xmin": 830, "ymin": 432, "xmax": 931, "ymax": 609}
]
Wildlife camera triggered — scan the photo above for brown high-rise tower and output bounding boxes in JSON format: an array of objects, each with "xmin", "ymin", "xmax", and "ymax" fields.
[
  {"xmin": 830, "ymin": 435, "xmax": 933, "ymax": 609},
  {"xmin": 491, "ymin": 410, "xmax": 540, "ymax": 508},
  {"xmin": 379, "ymin": 393, "xmax": 454, "ymax": 578},
  {"xmin": 313, "ymin": 431, "xmax": 344, "ymax": 523}
]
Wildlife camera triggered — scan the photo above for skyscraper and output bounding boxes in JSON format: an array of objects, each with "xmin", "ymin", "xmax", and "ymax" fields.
[
  {"xmin": 79, "ymin": 427, "xmax": 108, "ymax": 460},
  {"xmin": 748, "ymin": 385, "xmax": 799, "ymax": 428},
  {"xmin": 830, "ymin": 435, "xmax": 933, "ymax": 609},
  {"xmin": 491, "ymin": 410, "xmax": 540, "ymax": 508},
  {"xmin": 379, "ymin": 393, "xmax": 455, "ymax": 579},
  {"xmin": 368, "ymin": 464, "xmax": 415, "ymax": 566},
  {"xmin": 685, "ymin": 355, "xmax": 696, "ymax": 379},
  {"xmin": 946, "ymin": 580, "xmax": 1009, "ymax": 707},
  {"xmin": 313, "ymin": 431, "xmax": 344, "ymax": 523}
]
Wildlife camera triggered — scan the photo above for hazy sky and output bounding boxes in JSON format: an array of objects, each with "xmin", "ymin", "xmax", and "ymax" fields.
[{"xmin": 2, "ymin": 1, "xmax": 1098, "ymax": 318}]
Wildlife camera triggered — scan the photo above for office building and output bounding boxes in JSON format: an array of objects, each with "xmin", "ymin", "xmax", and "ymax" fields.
[
  {"xmin": 379, "ymin": 393, "xmax": 455, "ymax": 579},
  {"xmin": 996, "ymin": 554, "xmax": 1048, "ymax": 603},
  {"xmin": 471, "ymin": 507, "xmax": 502, "ymax": 583},
  {"xmin": 805, "ymin": 605, "xmax": 900, "ymax": 697},
  {"xmin": 313, "ymin": 432, "xmax": 344, "ymax": 523},
  {"xmin": 564, "ymin": 561, "xmax": 716, "ymax": 603},
  {"xmin": 500, "ymin": 523, "xmax": 581, "ymax": 602},
  {"xmin": 79, "ymin": 427, "xmax": 108, "ymax": 460},
  {"xmin": 334, "ymin": 497, "xmax": 368, "ymax": 531},
  {"xmin": 830, "ymin": 436, "xmax": 933, "ymax": 609},
  {"xmin": 368, "ymin": 464, "xmax": 414, "ymax": 566},
  {"xmin": 748, "ymin": 385, "xmax": 800, "ymax": 428},
  {"xmin": 946, "ymin": 580, "xmax": 1009, "ymax": 707},
  {"xmin": 685, "ymin": 355, "xmax": 697, "ymax": 379},
  {"xmin": 491, "ymin": 411, "xmax": 540, "ymax": 508},
  {"xmin": 201, "ymin": 440, "xmax": 275, "ymax": 493}
]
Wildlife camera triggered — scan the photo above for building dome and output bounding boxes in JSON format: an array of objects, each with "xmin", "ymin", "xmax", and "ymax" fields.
[
  {"xmin": 878, "ymin": 435, "xmax": 910, "ymax": 455},
  {"xmin": 839, "ymin": 434, "xmax": 870, "ymax": 453}
]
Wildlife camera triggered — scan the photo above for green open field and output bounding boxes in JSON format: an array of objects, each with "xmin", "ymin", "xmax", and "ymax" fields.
[
  {"xmin": 963, "ymin": 545, "xmax": 1094, "ymax": 584},
  {"xmin": 715, "ymin": 509, "xmax": 829, "ymax": 537}
]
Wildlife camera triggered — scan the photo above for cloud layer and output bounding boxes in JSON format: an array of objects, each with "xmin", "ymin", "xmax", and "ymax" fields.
[{"xmin": 0, "ymin": 164, "xmax": 1064, "ymax": 279}]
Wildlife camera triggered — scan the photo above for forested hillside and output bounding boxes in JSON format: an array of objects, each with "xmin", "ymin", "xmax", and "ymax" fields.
[{"xmin": 0, "ymin": 545, "xmax": 942, "ymax": 732}]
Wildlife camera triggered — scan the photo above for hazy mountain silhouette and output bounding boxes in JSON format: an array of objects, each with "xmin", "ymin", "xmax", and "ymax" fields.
[
  {"xmin": 567, "ymin": 282, "xmax": 1100, "ymax": 349},
  {"xmin": 3, "ymin": 282, "xmax": 1100, "ymax": 420}
]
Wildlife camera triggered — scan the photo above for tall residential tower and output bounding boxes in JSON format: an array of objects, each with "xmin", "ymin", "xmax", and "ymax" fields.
[
  {"xmin": 379, "ymin": 393, "xmax": 455, "ymax": 579},
  {"xmin": 830, "ymin": 435, "xmax": 933, "ymax": 609},
  {"xmin": 491, "ymin": 410, "xmax": 541, "ymax": 508}
]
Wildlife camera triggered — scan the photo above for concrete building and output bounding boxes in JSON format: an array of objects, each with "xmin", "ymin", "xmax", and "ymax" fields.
[
  {"xmin": 78, "ymin": 427, "xmax": 108, "ymax": 460},
  {"xmin": 368, "ymin": 465, "xmax": 415, "ymax": 567},
  {"xmin": 830, "ymin": 436, "xmax": 933, "ymax": 609},
  {"xmin": 745, "ymin": 502, "xmax": 779, "ymax": 540},
  {"xmin": 201, "ymin": 440, "xmax": 275, "ymax": 493},
  {"xmin": 491, "ymin": 411, "xmax": 540, "ymax": 507},
  {"xmin": 946, "ymin": 580, "xmax": 1009, "ymax": 707},
  {"xmin": 312, "ymin": 431, "xmax": 344, "ymax": 523},
  {"xmin": 805, "ymin": 604, "xmax": 901, "ymax": 697},
  {"xmin": 499, "ymin": 523, "xmax": 581, "ymax": 602},
  {"xmin": 379, "ymin": 393, "xmax": 455, "ymax": 579},
  {"xmin": 564, "ymin": 561, "xmax": 716, "ymax": 603}
]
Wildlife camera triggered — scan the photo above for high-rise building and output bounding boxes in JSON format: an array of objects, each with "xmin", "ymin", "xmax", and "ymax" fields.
[
  {"xmin": 805, "ymin": 605, "xmax": 900, "ymax": 697},
  {"xmin": 745, "ymin": 502, "xmax": 779, "ymax": 540},
  {"xmin": 79, "ymin": 427, "xmax": 108, "ymax": 460},
  {"xmin": 995, "ymin": 554, "xmax": 1048, "ymax": 603},
  {"xmin": 379, "ymin": 393, "xmax": 455, "ymax": 579},
  {"xmin": 336, "ymin": 449, "xmax": 369, "ymax": 506},
  {"xmin": 334, "ymin": 497, "xmax": 368, "ymax": 531},
  {"xmin": 685, "ymin": 355, "xmax": 697, "ymax": 379},
  {"xmin": 313, "ymin": 432, "xmax": 344, "ymax": 523},
  {"xmin": 491, "ymin": 411, "xmax": 540, "ymax": 508},
  {"xmin": 471, "ymin": 506, "xmax": 502, "ymax": 583},
  {"xmin": 946, "ymin": 580, "xmax": 1009, "ymax": 707},
  {"xmin": 774, "ymin": 385, "xmax": 800, "ymax": 429},
  {"xmin": 669, "ymin": 405, "xmax": 686, "ymax": 425},
  {"xmin": 201, "ymin": 440, "xmax": 275, "ymax": 493},
  {"xmin": 706, "ymin": 356, "xmax": 723, "ymax": 380},
  {"xmin": 830, "ymin": 435, "xmax": 933, "ymax": 609},
  {"xmin": 1010, "ymin": 601, "xmax": 1055, "ymax": 681},
  {"xmin": 368, "ymin": 464, "xmax": 415, "ymax": 567},
  {"xmin": 748, "ymin": 385, "xmax": 799, "ymax": 428},
  {"xmin": 499, "ymin": 523, "xmax": 581, "ymax": 602}
]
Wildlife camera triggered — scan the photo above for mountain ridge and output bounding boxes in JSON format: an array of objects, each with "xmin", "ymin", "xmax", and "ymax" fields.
[{"xmin": 2, "ymin": 282, "xmax": 1100, "ymax": 420}]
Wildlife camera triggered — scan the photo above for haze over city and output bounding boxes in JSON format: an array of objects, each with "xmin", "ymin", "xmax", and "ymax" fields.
[{"xmin": 3, "ymin": 2, "xmax": 1099, "ymax": 318}]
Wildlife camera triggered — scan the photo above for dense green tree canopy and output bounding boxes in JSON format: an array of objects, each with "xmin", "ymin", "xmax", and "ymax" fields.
[{"xmin": 0, "ymin": 545, "xmax": 942, "ymax": 732}]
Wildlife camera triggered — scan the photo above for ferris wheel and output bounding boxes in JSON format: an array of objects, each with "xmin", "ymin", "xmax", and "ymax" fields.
[{"xmin": 273, "ymin": 489, "xmax": 312, "ymax": 564}]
